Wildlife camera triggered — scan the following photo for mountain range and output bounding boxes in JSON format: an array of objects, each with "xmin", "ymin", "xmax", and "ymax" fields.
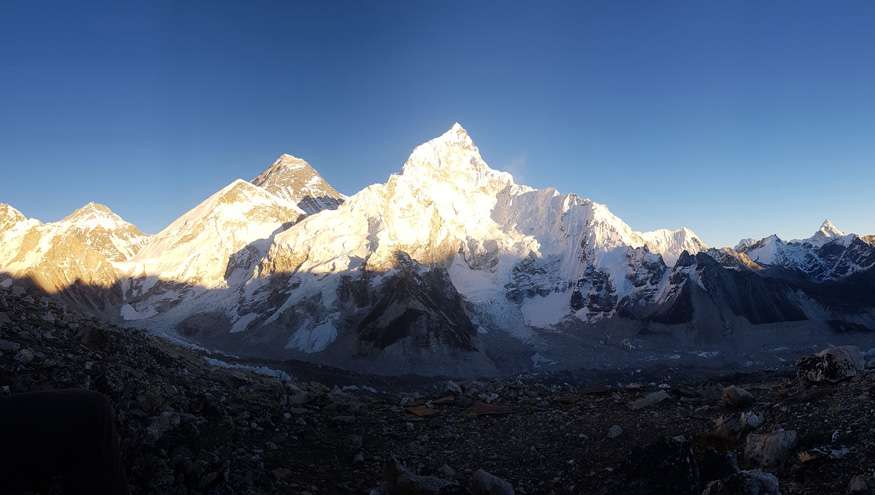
[{"xmin": 2, "ymin": 124, "xmax": 874, "ymax": 375}]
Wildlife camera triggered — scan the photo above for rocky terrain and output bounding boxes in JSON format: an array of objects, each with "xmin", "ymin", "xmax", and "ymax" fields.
[{"xmin": 3, "ymin": 285, "xmax": 875, "ymax": 494}]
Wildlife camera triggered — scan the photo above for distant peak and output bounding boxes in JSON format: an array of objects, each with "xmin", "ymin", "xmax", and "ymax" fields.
[
  {"xmin": 257, "ymin": 154, "xmax": 318, "ymax": 179},
  {"xmin": 818, "ymin": 219, "xmax": 843, "ymax": 237},
  {"xmin": 0, "ymin": 203, "xmax": 27, "ymax": 230},
  {"xmin": 0, "ymin": 203, "xmax": 24, "ymax": 217},
  {"xmin": 68, "ymin": 202, "xmax": 114, "ymax": 218},
  {"xmin": 59, "ymin": 201, "xmax": 142, "ymax": 233},
  {"xmin": 274, "ymin": 153, "xmax": 311, "ymax": 168},
  {"xmin": 251, "ymin": 154, "xmax": 343, "ymax": 214}
]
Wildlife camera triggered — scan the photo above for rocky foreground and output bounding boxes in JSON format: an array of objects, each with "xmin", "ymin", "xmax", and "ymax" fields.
[{"xmin": 2, "ymin": 286, "xmax": 875, "ymax": 494}]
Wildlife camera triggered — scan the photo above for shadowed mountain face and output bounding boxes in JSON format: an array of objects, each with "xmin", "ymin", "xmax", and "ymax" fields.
[{"xmin": 2, "ymin": 124, "xmax": 875, "ymax": 376}]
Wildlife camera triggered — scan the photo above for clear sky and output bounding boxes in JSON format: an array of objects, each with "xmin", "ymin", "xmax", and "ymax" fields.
[{"xmin": 2, "ymin": 1, "xmax": 874, "ymax": 247}]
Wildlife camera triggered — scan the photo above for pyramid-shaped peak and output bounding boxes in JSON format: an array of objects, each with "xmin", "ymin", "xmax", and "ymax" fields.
[
  {"xmin": 272, "ymin": 153, "xmax": 314, "ymax": 170},
  {"xmin": 251, "ymin": 154, "xmax": 343, "ymax": 214},
  {"xmin": 61, "ymin": 201, "xmax": 142, "ymax": 234},
  {"xmin": 254, "ymin": 154, "xmax": 321, "ymax": 182},
  {"xmin": 818, "ymin": 219, "xmax": 844, "ymax": 237},
  {"xmin": 434, "ymin": 122, "xmax": 474, "ymax": 147},
  {"xmin": 400, "ymin": 122, "xmax": 515, "ymax": 192},
  {"xmin": 69, "ymin": 201, "xmax": 114, "ymax": 217}
]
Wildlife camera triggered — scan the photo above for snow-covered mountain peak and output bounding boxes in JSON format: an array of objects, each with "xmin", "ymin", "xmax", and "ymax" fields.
[
  {"xmin": 638, "ymin": 227, "xmax": 707, "ymax": 266},
  {"xmin": 819, "ymin": 219, "xmax": 843, "ymax": 236},
  {"xmin": 252, "ymin": 154, "xmax": 344, "ymax": 215},
  {"xmin": 0, "ymin": 203, "xmax": 28, "ymax": 232},
  {"xmin": 400, "ymin": 123, "xmax": 515, "ymax": 195},
  {"xmin": 62, "ymin": 202, "xmax": 140, "ymax": 233},
  {"xmin": 803, "ymin": 219, "xmax": 846, "ymax": 247}
]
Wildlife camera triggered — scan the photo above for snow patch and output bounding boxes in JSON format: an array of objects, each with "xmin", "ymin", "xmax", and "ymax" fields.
[
  {"xmin": 121, "ymin": 303, "xmax": 158, "ymax": 321},
  {"xmin": 204, "ymin": 358, "xmax": 291, "ymax": 381},
  {"xmin": 286, "ymin": 321, "xmax": 337, "ymax": 353},
  {"xmin": 230, "ymin": 313, "xmax": 259, "ymax": 333},
  {"xmin": 521, "ymin": 291, "xmax": 570, "ymax": 328}
]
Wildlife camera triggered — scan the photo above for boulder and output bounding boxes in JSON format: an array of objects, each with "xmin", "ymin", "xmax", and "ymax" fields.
[
  {"xmin": 848, "ymin": 475, "xmax": 869, "ymax": 494},
  {"xmin": 629, "ymin": 436, "xmax": 700, "ymax": 495},
  {"xmin": 702, "ymin": 470, "xmax": 779, "ymax": 495},
  {"xmin": 744, "ymin": 429, "xmax": 797, "ymax": 467},
  {"xmin": 721, "ymin": 386, "xmax": 755, "ymax": 409},
  {"xmin": 608, "ymin": 424, "xmax": 623, "ymax": 439},
  {"xmin": 383, "ymin": 458, "xmax": 456, "ymax": 495},
  {"xmin": 14, "ymin": 348, "xmax": 34, "ymax": 364},
  {"xmin": 797, "ymin": 346, "xmax": 864, "ymax": 384},
  {"xmin": 629, "ymin": 390, "xmax": 672, "ymax": 410},
  {"xmin": 470, "ymin": 469, "xmax": 514, "ymax": 495}
]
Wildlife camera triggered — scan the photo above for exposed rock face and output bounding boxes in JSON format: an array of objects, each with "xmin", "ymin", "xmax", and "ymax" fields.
[
  {"xmin": 356, "ymin": 255, "xmax": 478, "ymax": 354},
  {"xmin": 251, "ymin": 154, "xmax": 345, "ymax": 214}
]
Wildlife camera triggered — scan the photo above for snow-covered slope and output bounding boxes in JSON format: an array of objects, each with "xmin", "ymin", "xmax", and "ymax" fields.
[
  {"xmin": 252, "ymin": 154, "xmax": 345, "ymax": 214},
  {"xmin": 127, "ymin": 179, "xmax": 304, "ymax": 288},
  {"xmin": 638, "ymin": 227, "xmax": 707, "ymax": 266},
  {"xmin": 796, "ymin": 219, "xmax": 848, "ymax": 247}
]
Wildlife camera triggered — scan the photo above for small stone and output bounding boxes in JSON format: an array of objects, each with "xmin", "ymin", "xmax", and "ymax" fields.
[
  {"xmin": 629, "ymin": 390, "xmax": 671, "ymax": 410},
  {"xmin": 384, "ymin": 458, "xmax": 455, "ymax": 494},
  {"xmin": 470, "ymin": 468, "xmax": 515, "ymax": 495},
  {"xmin": 744, "ymin": 429, "xmax": 798, "ymax": 467},
  {"xmin": 438, "ymin": 464, "xmax": 457, "ymax": 479},
  {"xmin": 14, "ymin": 348, "xmax": 34, "ymax": 364},
  {"xmin": 848, "ymin": 475, "xmax": 869, "ymax": 494},
  {"xmin": 445, "ymin": 380, "xmax": 463, "ymax": 396},
  {"xmin": 702, "ymin": 470, "xmax": 779, "ymax": 495},
  {"xmin": 740, "ymin": 411, "xmax": 764, "ymax": 430},
  {"xmin": 272, "ymin": 467, "xmax": 293, "ymax": 481},
  {"xmin": 722, "ymin": 386, "xmax": 755, "ymax": 409},
  {"xmin": 0, "ymin": 339, "xmax": 21, "ymax": 352},
  {"xmin": 608, "ymin": 425, "xmax": 623, "ymax": 439},
  {"xmin": 348, "ymin": 434, "xmax": 363, "ymax": 450}
]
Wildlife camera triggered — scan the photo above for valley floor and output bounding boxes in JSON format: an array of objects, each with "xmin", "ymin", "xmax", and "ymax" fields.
[{"xmin": 1, "ymin": 287, "xmax": 874, "ymax": 494}]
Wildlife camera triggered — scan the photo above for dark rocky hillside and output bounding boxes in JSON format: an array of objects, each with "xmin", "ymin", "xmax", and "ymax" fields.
[{"xmin": 2, "ymin": 285, "xmax": 875, "ymax": 494}]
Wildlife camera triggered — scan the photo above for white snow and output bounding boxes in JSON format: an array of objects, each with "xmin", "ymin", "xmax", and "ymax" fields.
[
  {"xmin": 521, "ymin": 291, "xmax": 570, "ymax": 328},
  {"xmin": 120, "ymin": 303, "xmax": 158, "ymax": 321},
  {"xmin": 204, "ymin": 357, "xmax": 291, "ymax": 381},
  {"xmin": 286, "ymin": 321, "xmax": 337, "ymax": 353},
  {"xmin": 230, "ymin": 313, "xmax": 259, "ymax": 333}
]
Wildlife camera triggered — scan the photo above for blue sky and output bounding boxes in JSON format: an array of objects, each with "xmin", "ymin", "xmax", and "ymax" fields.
[{"xmin": 1, "ymin": 0, "xmax": 873, "ymax": 247}]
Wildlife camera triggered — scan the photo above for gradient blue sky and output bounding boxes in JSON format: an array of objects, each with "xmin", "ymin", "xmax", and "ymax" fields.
[{"xmin": 2, "ymin": 1, "xmax": 873, "ymax": 247}]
